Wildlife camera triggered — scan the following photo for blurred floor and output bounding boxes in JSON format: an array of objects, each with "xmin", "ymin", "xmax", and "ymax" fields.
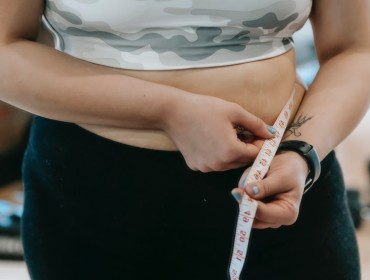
[{"xmin": 0, "ymin": 260, "xmax": 29, "ymax": 280}]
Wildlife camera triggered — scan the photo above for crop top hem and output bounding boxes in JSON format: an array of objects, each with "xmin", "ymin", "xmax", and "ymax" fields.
[{"xmin": 58, "ymin": 42, "xmax": 295, "ymax": 71}]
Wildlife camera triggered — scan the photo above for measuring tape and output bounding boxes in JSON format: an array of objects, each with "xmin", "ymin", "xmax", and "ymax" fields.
[{"xmin": 228, "ymin": 90, "xmax": 296, "ymax": 280}]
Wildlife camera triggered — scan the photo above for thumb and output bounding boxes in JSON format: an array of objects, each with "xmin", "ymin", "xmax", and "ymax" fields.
[
  {"xmin": 230, "ymin": 168, "xmax": 251, "ymax": 204},
  {"xmin": 238, "ymin": 167, "xmax": 251, "ymax": 189}
]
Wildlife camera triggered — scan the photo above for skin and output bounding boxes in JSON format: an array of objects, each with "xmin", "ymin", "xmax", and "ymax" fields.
[
  {"xmin": 0, "ymin": 0, "xmax": 369, "ymax": 230},
  {"xmin": 77, "ymin": 51, "xmax": 304, "ymax": 152}
]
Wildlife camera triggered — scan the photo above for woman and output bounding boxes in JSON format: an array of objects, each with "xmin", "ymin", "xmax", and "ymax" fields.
[{"xmin": 0, "ymin": 1, "xmax": 369, "ymax": 279}]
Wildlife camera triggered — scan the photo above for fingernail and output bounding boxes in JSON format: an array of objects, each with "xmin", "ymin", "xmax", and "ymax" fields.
[
  {"xmin": 231, "ymin": 191, "xmax": 242, "ymax": 203},
  {"xmin": 249, "ymin": 185, "xmax": 260, "ymax": 196},
  {"xmin": 267, "ymin": 126, "xmax": 276, "ymax": 135}
]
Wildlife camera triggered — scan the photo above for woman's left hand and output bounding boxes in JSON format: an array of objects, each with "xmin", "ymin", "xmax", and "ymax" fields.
[{"xmin": 231, "ymin": 151, "xmax": 309, "ymax": 229}]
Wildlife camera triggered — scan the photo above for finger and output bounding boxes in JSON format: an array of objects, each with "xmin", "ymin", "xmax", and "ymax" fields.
[
  {"xmin": 233, "ymin": 141, "xmax": 260, "ymax": 163},
  {"xmin": 238, "ymin": 168, "xmax": 251, "ymax": 188},
  {"xmin": 231, "ymin": 188, "xmax": 244, "ymax": 204},
  {"xmin": 196, "ymin": 161, "xmax": 252, "ymax": 173},
  {"xmin": 255, "ymin": 200, "xmax": 299, "ymax": 226},
  {"xmin": 252, "ymin": 220, "xmax": 281, "ymax": 229},
  {"xmin": 235, "ymin": 110, "xmax": 276, "ymax": 139},
  {"xmin": 231, "ymin": 166, "xmax": 250, "ymax": 203},
  {"xmin": 251, "ymin": 138, "xmax": 266, "ymax": 149},
  {"xmin": 243, "ymin": 174, "xmax": 294, "ymax": 200}
]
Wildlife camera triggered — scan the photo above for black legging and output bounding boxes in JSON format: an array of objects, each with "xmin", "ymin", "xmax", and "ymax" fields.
[{"xmin": 22, "ymin": 117, "xmax": 360, "ymax": 280}]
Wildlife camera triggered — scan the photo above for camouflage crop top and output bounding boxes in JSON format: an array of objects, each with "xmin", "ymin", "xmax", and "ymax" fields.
[{"xmin": 43, "ymin": 0, "xmax": 312, "ymax": 70}]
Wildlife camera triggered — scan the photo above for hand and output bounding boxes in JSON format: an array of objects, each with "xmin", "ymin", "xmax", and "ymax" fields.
[
  {"xmin": 232, "ymin": 151, "xmax": 309, "ymax": 228},
  {"xmin": 162, "ymin": 93, "xmax": 275, "ymax": 172}
]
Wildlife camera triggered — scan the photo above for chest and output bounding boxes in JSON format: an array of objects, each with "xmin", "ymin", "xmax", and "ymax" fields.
[{"xmin": 45, "ymin": 0, "xmax": 312, "ymax": 33}]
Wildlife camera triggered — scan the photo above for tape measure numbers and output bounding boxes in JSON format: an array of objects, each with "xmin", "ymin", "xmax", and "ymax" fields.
[{"xmin": 228, "ymin": 91, "xmax": 296, "ymax": 280}]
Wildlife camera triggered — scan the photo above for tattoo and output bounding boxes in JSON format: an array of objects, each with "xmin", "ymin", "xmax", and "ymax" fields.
[{"xmin": 285, "ymin": 113, "xmax": 313, "ymax": 137}]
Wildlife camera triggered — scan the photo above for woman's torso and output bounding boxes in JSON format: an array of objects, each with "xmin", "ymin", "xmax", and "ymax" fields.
[
  {"xmin": 40, "ymin": 0, "xmax": 311, "ymax": 150},
  {"xmin": 78, "ymin": 51, "xmax": 304, "ymax": 150}
]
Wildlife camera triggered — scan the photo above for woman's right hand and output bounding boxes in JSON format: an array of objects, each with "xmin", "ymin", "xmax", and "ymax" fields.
[{"xmin": 161, "ymin": 92, "xmax": 276, "ymax": 172}]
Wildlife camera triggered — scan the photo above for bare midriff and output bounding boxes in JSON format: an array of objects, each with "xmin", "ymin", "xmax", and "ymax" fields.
[{"xmin": 77, "ymin": 49, "xmax": 305, "ymax": 150}]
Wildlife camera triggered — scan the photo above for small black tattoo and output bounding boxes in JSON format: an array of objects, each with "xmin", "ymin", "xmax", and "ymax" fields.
[{"xmin": 285, "ymin": 114, "xmax": 313, "ymax": 137}]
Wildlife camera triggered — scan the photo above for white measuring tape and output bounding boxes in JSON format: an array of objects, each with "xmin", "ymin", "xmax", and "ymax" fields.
[{"xmin": 229, "ymin": 91, "xmax": 295, "ymax": 280}]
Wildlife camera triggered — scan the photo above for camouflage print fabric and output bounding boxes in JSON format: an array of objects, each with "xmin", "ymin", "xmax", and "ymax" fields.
[{"xmin": 43, "ymin": 0, "xmax": 312, "ymax": 70}]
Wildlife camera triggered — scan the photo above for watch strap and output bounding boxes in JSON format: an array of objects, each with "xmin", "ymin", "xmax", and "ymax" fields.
[{"xmin": 278, "ymin": 140, "xmax": 321, "ymax": 193}]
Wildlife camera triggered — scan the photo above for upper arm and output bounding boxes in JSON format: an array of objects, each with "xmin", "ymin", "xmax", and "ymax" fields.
[
  {"xmin": 310, "ymin": 0, "xmax": 370, "ymax": 63},
  {"xmin": 0, "ymin": 0, "xmax": 44, "ymax": 45}
]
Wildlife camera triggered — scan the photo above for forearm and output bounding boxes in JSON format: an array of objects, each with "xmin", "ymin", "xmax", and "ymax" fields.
[
  {"xmin": 285, "ymin": 49, "xmax": 370, "ymax": 160},
  {"xmin": 0, "ymin": 40, "xmax": 185, "ymax": 129}
]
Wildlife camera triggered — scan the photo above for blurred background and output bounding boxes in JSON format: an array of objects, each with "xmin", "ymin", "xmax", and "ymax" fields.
[{"xmin": 0, "ymin": 22, "xmax": 369, "ymax": 279}]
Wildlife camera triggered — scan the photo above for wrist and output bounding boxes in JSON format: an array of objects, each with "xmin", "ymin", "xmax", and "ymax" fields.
[
  {"xmin": 278, "ymin": 140, "xmax": 321, "ymax": 193},
  {"xmin": 155, "ymin": 86, "xmax": 191, "ymax": 131}
]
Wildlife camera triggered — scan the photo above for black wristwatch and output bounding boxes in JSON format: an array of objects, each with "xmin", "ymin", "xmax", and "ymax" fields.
[{"xmin": 278, "ymin": 140, "xmax": 321, "ymax": 193}]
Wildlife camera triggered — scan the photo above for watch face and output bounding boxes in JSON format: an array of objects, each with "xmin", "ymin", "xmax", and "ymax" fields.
[{"xmin": 300, "ymin": 143, "xmax": 312, "ymax": 154}]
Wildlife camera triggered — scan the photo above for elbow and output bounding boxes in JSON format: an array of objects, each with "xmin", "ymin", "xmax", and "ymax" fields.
[
  {"xmin": 0, "ymin": 40, "xmax": 20, "ymax": 99},
  {"xmin": 316, "ymin": 39, "xmax": 370, "ymax": 65},
  {"xmin": 0, "ymin": 38, "xmax": 19, "ymax": 66},
  {"xmin": 0, "ymin": 40, "xmax": 14, "ymax": 74}
]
